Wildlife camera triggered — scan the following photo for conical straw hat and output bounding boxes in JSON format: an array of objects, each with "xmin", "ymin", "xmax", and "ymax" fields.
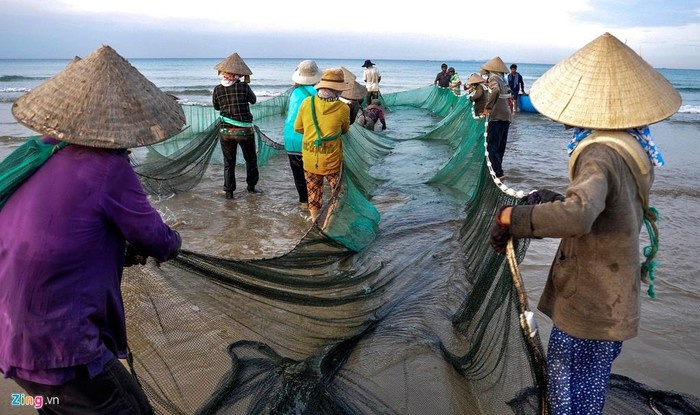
[
  {"xmin": 339, "ymin": 66, "xmax": 366, "ymax": 100},
  {"xmin": 466, "ymin": 73, "xmax": 486, "ymax": 85},
  {"xmin": 215, "ymin": 52, "xmax": 253, "ymax": 75},
  {"xmin": 341, "ymin": 80, "xmax": 367, "ymax": 100},
  {"xmin": 529, "ymin": 32, "xmax": 681, "ymax": 129},
  {"xmin": 12, "ymin": 45, "xmax": 186, "ymax": 149},
  {"xmin": 480, "ymin": 56, "xmax": 508, "ymax": 74},
  {"xmin": 340, "ymin": 66, "xmax": 357, "ymax": 82}
]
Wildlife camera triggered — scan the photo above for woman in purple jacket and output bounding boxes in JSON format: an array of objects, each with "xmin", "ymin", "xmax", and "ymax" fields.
[
  {"xmin": 0, "ymin": 45, "xmax": 184, "ymax": 414},
  {"xmin": 490, "ymin": 33, "xmax": 681, "ymax": 415}
]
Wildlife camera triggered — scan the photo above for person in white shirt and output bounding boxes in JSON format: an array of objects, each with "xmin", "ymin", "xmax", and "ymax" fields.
[{"xmin": 362, "ymin": 59, "xmax": 381, "ymax": 104}]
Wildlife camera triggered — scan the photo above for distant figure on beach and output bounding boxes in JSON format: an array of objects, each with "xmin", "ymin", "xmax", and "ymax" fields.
[
  {"xmin": 339, "ymin": 66, "xmax": 367, "ymax": 126},
  {"xmin": 0, "ymin": 45, "xmax": 183, "ymax": 415},
  {"xmin": 465, "ymin": 72, "xmax": 489, "ymax": 116},
  {"xmin": 480, "ymin": 56, "xmax": 512, "ymax": 180},
  {"xmin": 507, "ymin": 64, "xmax": 525, "ymax": 112},
  {"xmin": 213, "ymin": 52, "xmax": 260, "ymax": 199},
  {"xmin": 434, "ymin": 63, "xmax": 451, "ymax": 88},
  {"xmin": 358, "ymin": 99, "xmax": 387, "ymax": 131},
  {"xmin": 362, "ymin": 59, "xmax": 381, "ymax": 104},
  {"xmin": 295, "ymin": 68, "xmax": 351, "ymax": 222},
  {"xmin": 284, "ymin": 60, "xmax": 322, "ymax": 209},
  {"xmin": 448, "ymin": 67, "xmax": 462, "ymax": 96},
  {"xmin": 490, "ymin": 32, "xmax": 681, "ymax": 415}
]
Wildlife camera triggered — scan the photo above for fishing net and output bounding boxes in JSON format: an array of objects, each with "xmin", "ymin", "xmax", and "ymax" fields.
[
  {"xmin": 0, "ymin": 136, "xmax": 68, "ymax": 209},
  {"xmin": 115, "ymin": 85, "xmax": 700, "ymax": 414}
]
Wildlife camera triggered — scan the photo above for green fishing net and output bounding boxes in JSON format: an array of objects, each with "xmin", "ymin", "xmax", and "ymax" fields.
[
  {"xmin": 22, "ymin": 85, "xmax": 692, "ymax": 414},
  {"xmin": 0, "ymin": 136, "xmax": 68, "ymax": 209}
]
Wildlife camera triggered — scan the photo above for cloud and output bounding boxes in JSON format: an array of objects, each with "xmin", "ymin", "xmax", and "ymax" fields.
[
  {"xmin": 1, "ymin": 0, "xmax": 698, "ymax": 68},
  {"xmin": 577, "ymin": 0, "xmax": 700, "ymax": 27}
]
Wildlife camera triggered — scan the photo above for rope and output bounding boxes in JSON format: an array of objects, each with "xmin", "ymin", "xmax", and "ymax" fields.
[
  {"xmin": 641, "ymin": 206, "xmax": 660, "ymax": 299},
  {"xmin": 506, "ymin": 239, "xmax": 549, "ymax": 415},
  {"xmin": 481, "ymin": 118, "xmax": 529, "ymax": 199},
  {"xmin": 309, "ymin": 97, "xmax": 342, "ymax": 168},
  {"xmin": 310, "ymin": 98, "xmax": 343, "ymax": 146}
]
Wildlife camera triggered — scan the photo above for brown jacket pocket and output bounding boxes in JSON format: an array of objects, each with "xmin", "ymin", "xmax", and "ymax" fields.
[{"xmin": 551, "ymin": 256, "xmax": 578, "ymax": 299}]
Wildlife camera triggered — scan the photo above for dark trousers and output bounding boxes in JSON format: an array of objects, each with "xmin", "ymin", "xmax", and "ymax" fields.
[
  {"xmin": 366, "ymin": 91, "xmax": 379, "ymax": 104},
  {"xmin": 287, "ymin": 154, "xmax": 308, "ymax": 203},
  {"xmin": 220, "ymin": 136, "xmax": 259, "ymax": 192},
  {"xmin": 12, "ymin": 356, "xmax": 153, "ymax": 415},
  {"xmin": 486, "ymin": 120, "xmax": 510, "ymax": 178}
]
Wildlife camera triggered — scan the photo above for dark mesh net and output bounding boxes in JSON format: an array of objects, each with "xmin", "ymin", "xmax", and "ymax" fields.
[{"xmin": 119, "ymin": 86, "xmax": 700, "ymax": 414}]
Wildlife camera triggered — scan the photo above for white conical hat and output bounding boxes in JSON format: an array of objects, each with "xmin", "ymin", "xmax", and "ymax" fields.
[
  {"xmin": 12, "ymin": 45, "xmax": 186, "ymax": 149},
  {"xmin": 529, "ymin": 32, "xmax": 681, "ymax": 129},
  {"xmin": 215, "ymin": 52, "xmax": 253, "ymax": 75}
]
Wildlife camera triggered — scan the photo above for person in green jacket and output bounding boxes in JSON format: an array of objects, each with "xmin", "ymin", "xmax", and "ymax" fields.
[{"xmin": 294, "ymin": 68, "xmax": 350, "ymax": 222}]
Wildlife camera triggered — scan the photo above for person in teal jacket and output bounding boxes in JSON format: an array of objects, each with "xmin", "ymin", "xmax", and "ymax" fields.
[{"xmin": 284, "ymin": 60, "xmax": 322, "ymax": 208}]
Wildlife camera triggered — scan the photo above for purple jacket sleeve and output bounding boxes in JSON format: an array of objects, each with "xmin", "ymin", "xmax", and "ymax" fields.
[{"xmin": 100, "ymin": 156, "xmax": 181, "ymax": 262}]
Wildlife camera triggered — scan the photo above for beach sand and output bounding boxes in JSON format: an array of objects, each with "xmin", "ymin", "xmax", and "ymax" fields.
[{"xmin": 1, "ymin": 379, "xmax": 35, "ymax": 414}]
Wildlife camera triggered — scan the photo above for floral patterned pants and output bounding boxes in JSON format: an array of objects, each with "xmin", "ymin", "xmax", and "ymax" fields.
[{"xmin": 546, "ymin": 325, "xmax": 622, "ymax": 415}]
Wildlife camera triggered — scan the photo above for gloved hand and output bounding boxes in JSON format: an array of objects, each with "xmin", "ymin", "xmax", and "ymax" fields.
[
  {"xmin": 124, "ymin": 242, "xmax": 148, "ymax": 267},
  {"xmin": 490, "ymin": 206, "xmax": 513, "ymax": 255},
  {"xmin": 521, "ymin": 189, "xmax": 564, "ymax": 205}
]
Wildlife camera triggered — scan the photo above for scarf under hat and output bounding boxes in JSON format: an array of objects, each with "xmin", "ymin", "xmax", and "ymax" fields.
[{"xmin": 568, "ymin": 126, "xmax": 665, "ymax": 167}]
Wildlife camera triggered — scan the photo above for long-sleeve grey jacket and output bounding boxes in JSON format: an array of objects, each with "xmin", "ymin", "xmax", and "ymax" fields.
[
  {"xmin": 510, "ymin": 130, "xmax": 653, "ymax": 341},
  {"xmin": 484, "ymin": 74, "xmax": 512, "ymax": 123}
]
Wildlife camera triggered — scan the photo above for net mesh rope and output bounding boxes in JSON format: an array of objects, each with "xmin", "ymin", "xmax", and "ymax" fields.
[{"xmin": 112, "ymin": 86, "xmax": 699, "ymax": 414}]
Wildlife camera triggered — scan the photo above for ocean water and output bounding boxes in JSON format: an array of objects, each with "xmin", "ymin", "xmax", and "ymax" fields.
[
  {"xmin": 1, "ymin": 57, "xmax": 700, "ymax": 409},
  {"xmin": 1, "ymin": 57, "xmax": 699, "ymax": 132}
]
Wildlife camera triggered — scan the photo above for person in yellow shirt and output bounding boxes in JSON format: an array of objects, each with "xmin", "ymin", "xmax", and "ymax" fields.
[{"xmin": 294, "ymin": 68, "xmax": 350, "ymax": 222}]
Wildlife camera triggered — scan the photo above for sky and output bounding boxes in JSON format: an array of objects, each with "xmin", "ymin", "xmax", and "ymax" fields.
[{"xmin": 0, "ymin": 0, "xmax": 698, "ymax": 69}]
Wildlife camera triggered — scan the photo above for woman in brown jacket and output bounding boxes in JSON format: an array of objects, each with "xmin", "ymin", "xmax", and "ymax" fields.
[
  {"xmin": 464, "ymin": 73, "xmax": 488, "ymax": 117},
  {"xmin": 480, "ymin": 56, "xmax": 512, "ymax": 180},
  {"xmin": 490, "ymin": 33, "xmax": 681, "ymax": 414}
]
